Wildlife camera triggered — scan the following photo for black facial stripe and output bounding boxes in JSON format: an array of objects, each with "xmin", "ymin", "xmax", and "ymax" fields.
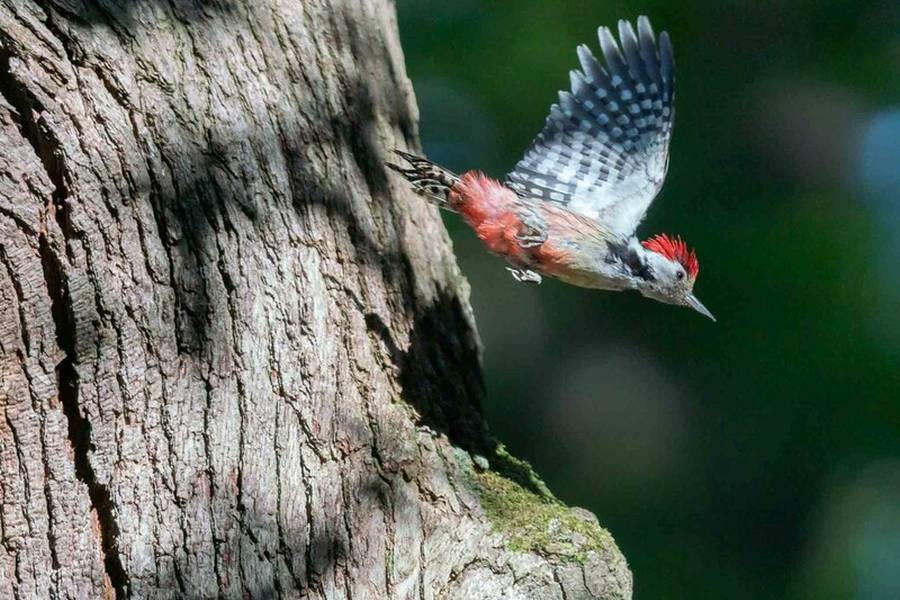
[{"xmin": 607, "ymin": 240, "xmax": 654, "ymax": 281}]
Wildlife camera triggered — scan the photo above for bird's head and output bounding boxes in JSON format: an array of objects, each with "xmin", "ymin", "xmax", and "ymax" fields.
[{"xmin": 639, "ymin": 234, "xmax": 715, "ymax": 321}]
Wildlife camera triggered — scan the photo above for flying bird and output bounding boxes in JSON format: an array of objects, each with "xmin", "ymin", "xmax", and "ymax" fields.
[{"xmin": 388, "ymin": 16, "xmax": 714, "ymax": 321}]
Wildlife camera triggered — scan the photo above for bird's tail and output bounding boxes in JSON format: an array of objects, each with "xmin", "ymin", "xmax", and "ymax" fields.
[{"xmin": 385, "ymin": 149, "xmax": 460, "ymax": 211}]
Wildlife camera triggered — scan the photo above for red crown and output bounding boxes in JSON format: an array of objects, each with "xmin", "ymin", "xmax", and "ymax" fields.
[{"xmin": 642, "ymin": 234, "xmax": 699, "ymax": 279}]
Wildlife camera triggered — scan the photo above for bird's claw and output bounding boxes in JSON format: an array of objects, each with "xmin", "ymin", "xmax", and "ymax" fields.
[
  {"xmin": 516, "ymin": 233, "xmax": 545, "ymax": 248},
  {"xmin": 507, "ymin": 267, "xmax": 542, "ymax": 284}
]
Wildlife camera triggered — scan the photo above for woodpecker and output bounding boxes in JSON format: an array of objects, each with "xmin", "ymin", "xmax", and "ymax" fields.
[{"xmin": 388, "ymin": 16, "xmax": 715, "ymax": 321}]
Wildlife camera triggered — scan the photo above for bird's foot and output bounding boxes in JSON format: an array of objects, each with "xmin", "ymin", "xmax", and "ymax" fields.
[
  {"xmin": 516, "ymin": 233, "xmax": 546, "ymax": 248},
  {"xmin": 507, "ymin": 267, "xmax": 542, "ymax": 284}
]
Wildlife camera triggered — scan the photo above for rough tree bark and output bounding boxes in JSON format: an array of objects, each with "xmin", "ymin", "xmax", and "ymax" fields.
[{"xmin": 0, "ymin": 0, "xmax": 632, "ymax": 598}]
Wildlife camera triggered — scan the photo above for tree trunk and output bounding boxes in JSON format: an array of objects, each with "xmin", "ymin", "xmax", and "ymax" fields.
[{"xmin": 0, "ymin": 1, "xmax": 631, "ymax": 598}]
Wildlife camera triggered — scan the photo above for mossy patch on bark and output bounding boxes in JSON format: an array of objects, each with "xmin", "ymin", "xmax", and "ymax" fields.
[{"xmin": 461, "ymin": 445, "xmax": 615, "ymax": 563}]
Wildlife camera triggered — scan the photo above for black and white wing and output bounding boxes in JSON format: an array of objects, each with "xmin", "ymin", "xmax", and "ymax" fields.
[{"xmin": 506, "ymin": 16, "xmax": 675, "ymax": 238}]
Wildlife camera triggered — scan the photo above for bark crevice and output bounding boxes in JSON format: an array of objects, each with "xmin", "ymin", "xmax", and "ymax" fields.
[
  {"xmin": 38, "ymin": 233, "xmax": 130, "ymax": 598},
  {"xmin": 0, "ymin": 40, "xmax": 70, "ymax": 237},
  {"xmin": 0, "ymin": 26, "xmax": 129, "ymax": 598}
]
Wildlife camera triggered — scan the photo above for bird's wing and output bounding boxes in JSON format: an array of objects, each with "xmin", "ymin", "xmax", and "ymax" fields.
[{"xmin": 506, "ymin": 16, "xmax": 675, "ymax": 238}]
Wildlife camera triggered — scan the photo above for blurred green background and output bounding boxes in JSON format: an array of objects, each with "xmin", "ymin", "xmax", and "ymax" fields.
[{"xmin": 397, "ymin": 1, "xmax": 900, "ymax": 598}]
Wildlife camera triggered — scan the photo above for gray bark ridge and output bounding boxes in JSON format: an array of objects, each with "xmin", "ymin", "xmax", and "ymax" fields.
[{"xmin": 0, "ymin": 0, "xmax": 632, "ymax": 598}]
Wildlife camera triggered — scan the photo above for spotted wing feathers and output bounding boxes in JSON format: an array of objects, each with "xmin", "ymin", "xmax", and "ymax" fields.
[{"xmin": 506, "ymin": 16, "xmax": 675, "ymax": 237}]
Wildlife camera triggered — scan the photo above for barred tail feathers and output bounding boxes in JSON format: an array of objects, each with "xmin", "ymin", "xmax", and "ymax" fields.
[{"xmin": 386, "ymin": 149, "xmax": 460, "ymax": 211}]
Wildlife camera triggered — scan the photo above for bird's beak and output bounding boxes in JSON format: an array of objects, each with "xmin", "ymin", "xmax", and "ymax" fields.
[{"xmin": 686, "ymin": 294, "xmax": 716, "ymax": 322}]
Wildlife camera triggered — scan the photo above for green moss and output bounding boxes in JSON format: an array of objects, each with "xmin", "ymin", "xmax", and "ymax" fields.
[
  {"xmin": 463, "ymin": 445, "xmax": 614, "ymax": 563},
  {"xmin": 489, "ymin": 444, "xmax": 555, "ymax": 498}
]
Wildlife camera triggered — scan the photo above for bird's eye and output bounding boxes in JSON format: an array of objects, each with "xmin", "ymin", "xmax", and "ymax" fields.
[{"xmin": 676, "ymin": 270, "xmax": 685, "ymax": 280}]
